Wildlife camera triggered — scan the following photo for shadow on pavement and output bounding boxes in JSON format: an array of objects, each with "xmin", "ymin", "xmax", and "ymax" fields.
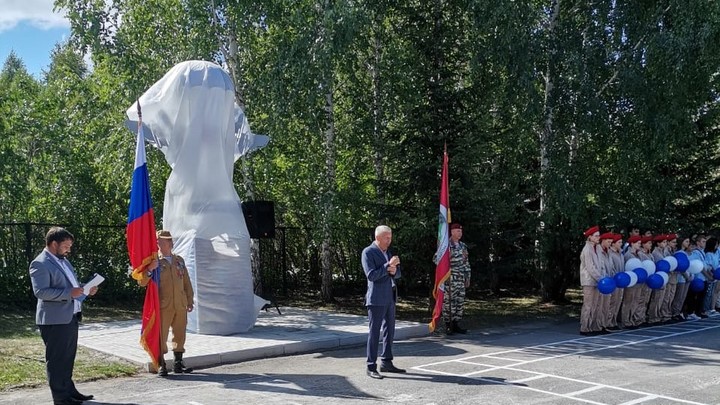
[
  {"xmin": 163, "ymin": 372, "xmax": 379, "ymax": 400},
  {"xmin": 312, "ymin": 339, "xmax": 469, "ymax": 360}
]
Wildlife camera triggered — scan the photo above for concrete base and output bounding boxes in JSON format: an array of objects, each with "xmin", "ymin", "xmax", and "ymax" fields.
[{"xmin": 78, "ymin": 307, "xmax": 429, "ymax": 372}]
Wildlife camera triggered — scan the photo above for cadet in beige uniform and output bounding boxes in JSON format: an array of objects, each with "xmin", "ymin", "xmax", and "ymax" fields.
[
  {"xmin": 597, "ymin": 233, "xmax": 615, "ymax": 331},
  {"xmin": 647, "ymin": 235, "xmax": 669, "ymax": 325},
  {"xmin": 634, "ymin": 235, "xmax": 654, "ymax": 326},
  {"xmin": 660, "ymin": 234, "xmax": 679, "ymax": 322},
  {"xmin": 607, "ymin": 234, "xmax": 625, "ymax": 330},
  {"xmin": 671, "ymin": 237, "xmax": 692, "ymax": 320},
  {"xmin": 139, "ymin": 230, "xmax": 195, "ymax": 376},
  {"xmin": 580, "ymin": 226, "xmax": 604, "ymax": 336},
  {"xmin": 621, "ymin": 235, "xmax": 642, "ymax": 328}
]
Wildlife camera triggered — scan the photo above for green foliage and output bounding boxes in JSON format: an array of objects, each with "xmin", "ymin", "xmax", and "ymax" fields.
[{"xmin": 0, "ymin": 0, "xmax": 719, "ymax": 305}]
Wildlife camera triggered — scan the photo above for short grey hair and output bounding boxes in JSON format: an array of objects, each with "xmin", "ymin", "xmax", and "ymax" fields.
[{"xmin": 375, "ymin": 225, "xmax": 392, "ymax": 237}]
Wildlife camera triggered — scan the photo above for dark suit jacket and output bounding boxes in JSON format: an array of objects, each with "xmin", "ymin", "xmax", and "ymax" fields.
[
  {"xmin": 362, "ymin": 242, "xmax": 402, "ymax": 306},
  {"xmin": 29, "ymin": 249, "xmax": 78, "ymax": 325}
]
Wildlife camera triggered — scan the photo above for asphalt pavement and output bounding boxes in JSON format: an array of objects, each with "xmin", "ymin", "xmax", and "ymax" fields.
[{"xmin": 2, "ymin": 309, "xmax": 720, "ymax": 405}]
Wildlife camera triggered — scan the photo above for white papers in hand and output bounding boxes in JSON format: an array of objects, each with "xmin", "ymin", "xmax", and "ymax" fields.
[{"xmin": 83, "ymin": 273, "xmax": 105, "ymax": 295}]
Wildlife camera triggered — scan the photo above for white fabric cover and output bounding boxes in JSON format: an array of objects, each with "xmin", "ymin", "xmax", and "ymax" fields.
[{"xmin": 126, "ymin": 60, "xmax": 268, "ymax": 335}]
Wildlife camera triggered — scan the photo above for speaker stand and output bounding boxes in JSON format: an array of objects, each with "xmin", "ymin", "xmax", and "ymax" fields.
[{"xmin": 261, "ymin": 302, "xmax": 282, "ymax": 315}]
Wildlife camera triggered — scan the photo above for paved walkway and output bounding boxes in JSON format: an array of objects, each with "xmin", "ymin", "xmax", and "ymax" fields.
[{"xmin": 79, "ymin": 307, "xmax": 429, "ymax": 371}]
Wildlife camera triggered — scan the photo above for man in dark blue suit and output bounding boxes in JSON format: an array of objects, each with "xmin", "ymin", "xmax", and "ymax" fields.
[
  {"xmin": 362, "ymin": 225, "xmax": 405, "ymax": 379},
  {"xmin": 29, "ymin": 227, "xmax": 98, "ymax": 405}
]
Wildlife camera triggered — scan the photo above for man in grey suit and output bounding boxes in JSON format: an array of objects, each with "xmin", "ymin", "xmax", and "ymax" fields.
[
  {"xmin": 362, "ymin": 225, "xmax": 405, "ymax": 379},
  {"xmin": 29, "ymin": 227, "xmax": 98, "ymax": 405}
]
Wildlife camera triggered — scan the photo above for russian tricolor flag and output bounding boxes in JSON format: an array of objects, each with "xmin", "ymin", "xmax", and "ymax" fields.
[{"xmin": 126, "ymin": 119, "xmax": 162, "ymax": 370}]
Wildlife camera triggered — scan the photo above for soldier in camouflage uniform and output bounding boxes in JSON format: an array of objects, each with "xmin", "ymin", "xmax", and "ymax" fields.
[{"xmin": 444, "ymin": 223, "xmax": 471, "ymax": 335}]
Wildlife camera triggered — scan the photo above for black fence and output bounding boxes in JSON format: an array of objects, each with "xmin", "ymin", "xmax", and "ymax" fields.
[{"xmin": 0, "ymin": 222, "xmax": 375, "ymax": 309}]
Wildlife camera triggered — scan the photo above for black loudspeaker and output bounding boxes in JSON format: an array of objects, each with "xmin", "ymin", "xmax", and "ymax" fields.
[{"xmin": 241, "ymin": 201, "xmax": 276, "ymax": 239}]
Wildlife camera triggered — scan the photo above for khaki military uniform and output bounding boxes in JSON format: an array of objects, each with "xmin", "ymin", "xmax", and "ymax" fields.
[
  {"xmin": 607, "ymin": 249, "xmax": 624, "ymax": 328},
  {"xmin": 620, "ymin": 250, "xmax": 640, "ymax": 327},
  {"xmin": 580, "ymin": 242, "xmax": 603, "ymax": 333},
  {"xmin": 660, "ymin": 246, "xmax": 678, "ymax": 322},
  {"xmin": 633, "ymin": 250, "xmax": 653, "ymax": 325},
  {"xmin": 139, "ymin": 254, "xmax": 194, "ymax": 354},
  {"xmin": 647, "ymin": 247, "xmax": 667, "ymax": 323},
  {"xmin": 597, "ymin": 248, "xmax": 613, "ymax": 330},
  {"xmin": 443, "ymin": 241, "xmax": 471, "ymax": 322}
]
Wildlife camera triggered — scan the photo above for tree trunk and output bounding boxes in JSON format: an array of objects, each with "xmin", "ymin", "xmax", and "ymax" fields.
[
  {"xmin": 538, "ymin": 0, "xmax": 560, "ymax": 301},
  {"xmin": 212, "ymin": 8, "xmax": 264, "ymax": 296},
  {"xmin": 321, "ymin": 80, "xmax": 336, "ymax": 303},
  {"xmin": 370, "ymin": 25, "xmax": 386, "ymax": 217}
]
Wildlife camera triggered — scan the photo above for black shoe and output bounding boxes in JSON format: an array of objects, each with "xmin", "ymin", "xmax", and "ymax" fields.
[
  {"xmin": 445, "ymin": 322, "xmax": 454, "ymax": 336},
  {"xmin": 700, "ymin": 313, "xmax": 709, "ymax": 319},
  {"xmin": 452, "ymin": 320, "xmax": 468, "ymax": 334},
  {"xmin": 380, "ymin": 363, "xmax": 406, "ymax": 373},
  {"xmin": 173, "ymin": 352, "xmax": 193, "ymax": 373},
  {"xmin": 158, "ymin": 361, "xmax": 169, "ymax": 377},
  {"xmin": 54, "ymin": 398, "xmax": 82, "ymax": 405},
  {"xmin": 625, "ymin": 325, "xmax": 638, "ymax": 330},
  {"xmin": 605, "ymin": 326, "xmax": 621, "ymax": 332},
  {"xmin": 72, "ymin": 392, "xmax": 94, "ymax": 401},
  {"xmin": 174, "ymin": 362, "xmax": 194, "ymax": 373},
  {"xmin": 366, "ymin": 369, "xmax": 383, "ymax": 379}
]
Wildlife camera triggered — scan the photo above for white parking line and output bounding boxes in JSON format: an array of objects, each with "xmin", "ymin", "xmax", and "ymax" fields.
[{"xmin": 412, "ymin": 319, "xmax": 719, "ymax": 405}]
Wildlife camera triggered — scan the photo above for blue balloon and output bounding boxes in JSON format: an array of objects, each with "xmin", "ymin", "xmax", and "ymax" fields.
[
  {"xmin": 714, "ymin": 267, "xmax": 720, "ymax": 280},
  {"xmin": 674, "ymin": 252, "xmax": 690, "ymax": 272},
  {"xmin": 614, "ymin": 271, "xmax": 631, "ymax": 288},
  {"xmin": 656, "ymin": 259, "xmax": 671, "ymax": 273},
  {"xmin": 690, "ymin": 278, "xmax": 705, "ymax": 292},
  {"xmin": 646, "ymin": 274, "xmax": 664, "ymax": 289},
  {"xmin": 597, "ymin": 277, "xmax": 616, "ymax": 294},
  {"xmin": 633, "ymin": 268, "xmax": 648, "ymax": 284}
]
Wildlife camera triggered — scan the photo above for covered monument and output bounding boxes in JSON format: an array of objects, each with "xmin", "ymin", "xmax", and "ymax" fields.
[{"xmin": 126, "ymin": 60, "xmax": 270, "ymax": 335}]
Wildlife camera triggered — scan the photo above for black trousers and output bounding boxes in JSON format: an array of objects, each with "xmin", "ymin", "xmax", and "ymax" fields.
[{"xmin": 39, "ymin": 314, "xmax": 79, "ymax": 401}]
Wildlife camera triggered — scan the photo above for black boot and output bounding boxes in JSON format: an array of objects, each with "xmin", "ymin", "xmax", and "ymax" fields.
[
  {"xmin": 452, "ymin": 320, "xmax": 467, "ymax": 334},
  {"xmin": 173, "ymin": 351, "xmax": 193, "ymax": 373},
  {"xmin": 445, "ymin": 322, "xmax": 454, "ymax": 335},
  {"xmin": 158, "ymin": 359, "xmax": 168, "ymax": 377}
]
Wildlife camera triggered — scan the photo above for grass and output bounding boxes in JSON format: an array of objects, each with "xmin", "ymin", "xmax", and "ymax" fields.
[
  {"xmin": 0, "ymin": 289, "xmax": 582, "ymax": 392},
  {"xmin": 285, "ymin": 287, "xmax": 582, "ymax": 330},
  {"xmin": 0, "ymin": 305, "xmax": 142, "ymax": 392}
]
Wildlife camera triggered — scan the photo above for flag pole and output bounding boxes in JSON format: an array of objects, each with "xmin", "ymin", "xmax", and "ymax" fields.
[{"xmin": 429, "ymin": 144, "xmax": 451, "ymax": 332}]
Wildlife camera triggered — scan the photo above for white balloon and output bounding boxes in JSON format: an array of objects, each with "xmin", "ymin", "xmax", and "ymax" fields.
[
  {"xmin": 657, "ymin": 271, "xmax": 669, "ymax": 286},
  {"xmin": 626, "ymin": 270, "xmax": 638, "ymax": 287},
  {"xmin": 625, "ymin": 258, "xmax": 642, "ymax": 272},
  {"xmin": 664, "ymin": 256, "xmax": 678, "ymax": 271},
  {"xmin": 642, "ymin": 259, "xmax": 656, "ymax": 276},
  {"xmin": 688, "ymin": 259, "xmax": 704, "ymax": 275}
]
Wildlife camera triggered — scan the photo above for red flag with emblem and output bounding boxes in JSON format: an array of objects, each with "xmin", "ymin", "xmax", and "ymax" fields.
[{"xmin": 429, "ymin": 146, "xmax": 451, "ymax": 332}]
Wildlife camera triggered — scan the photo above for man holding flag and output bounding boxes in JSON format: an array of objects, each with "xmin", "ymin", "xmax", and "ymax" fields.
[
  {"xmin": 443, "ymin": 223, "xmax": 471, "ymax": 335},
  {"xmin": 126, "ymin": 104, "xmax": 163, "ymax": 374}
]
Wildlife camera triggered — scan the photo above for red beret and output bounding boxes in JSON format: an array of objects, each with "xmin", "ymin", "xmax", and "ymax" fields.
[
  {"xmin": 583, "ymin": 225, "xmax": 599, "ymax": 237},
  {"xmin": 450, "ymin": 223, "xmax": 462, "ymax": 230},
  {"xmin": 627, "ymin": 235, "xmax": 641, "ymax": 244},
  {"xmin": 599, "ymin": 232, "xmax": 615, "ymax": 240},
  {"xmin": 653, "ymin": 234, "xmax": 666, "ymax": 242},
  {"xmin": 667, "ymin": 233, "xmax": 677, "ymax": 241},
  {"xmin": 641, "ymin": 236, "xmax": 653, "ymax": 243},
  {"xmin": 612, "ymin": 233, "xmax": 623, "ymax": 242}
]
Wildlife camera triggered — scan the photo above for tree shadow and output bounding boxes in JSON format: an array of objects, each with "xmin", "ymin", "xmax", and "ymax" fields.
[
  {"xmin": 169, "ymin": 371, "xmax": 522, "ymax": 400},
  {"xmin": 313, "ymin": 339, "xmax": 468, "ymax": 360}
]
